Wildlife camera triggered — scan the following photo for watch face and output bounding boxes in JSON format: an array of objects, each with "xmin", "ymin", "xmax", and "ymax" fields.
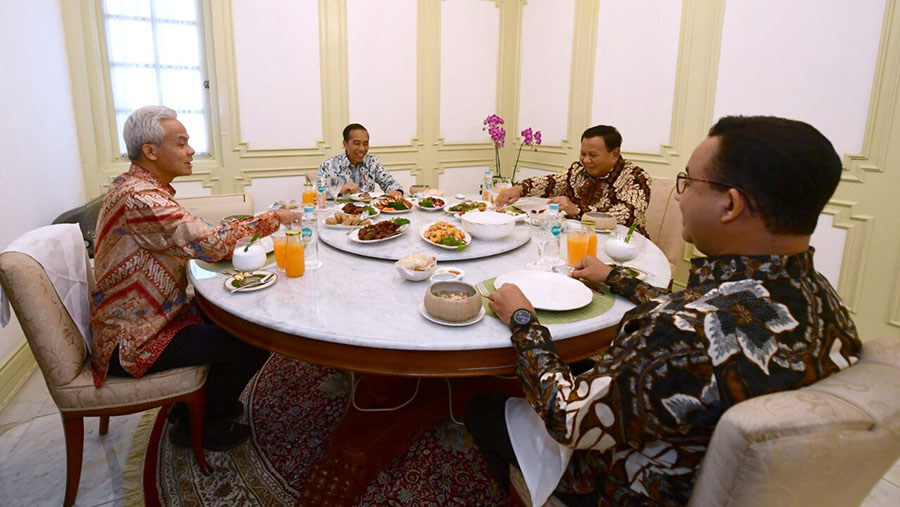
[{"xmin": 513, "ymin": 309, "xmax": 533, "ymax": 326}]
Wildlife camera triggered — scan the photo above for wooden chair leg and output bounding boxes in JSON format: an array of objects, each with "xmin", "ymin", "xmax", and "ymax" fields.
[
  {"xmin": 185, "ymin": 387, "xmax": 212, "ymax": 474},
  {"xmin": 61, "ymin": 414, "xmax": 84, "ymax": 507},
  {"xmin": 99, "ymin": 415, "xmax": 110, "ymax": 435}
]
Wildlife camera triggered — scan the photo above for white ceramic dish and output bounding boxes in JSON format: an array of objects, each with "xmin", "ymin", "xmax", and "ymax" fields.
[
  {"xmin": 445, "ymin": 201, "xmax": 489, "ymax": 215},
  {"xmin": 223, "ymin": 270, "xmax": 277, "ymax": 293},
  {"xmin": 415, "ymin": 197, "xmax": 446, "ymax": 211},
  {"xmin": 494, "ymin": 270, "xmax": 593, "ymax": 311},
  {"xmin": 347, "ymin": 192, "xmax": 374, "ymax": 202},
  {"xmin": 418, "ymin": 302, "xmax": 485, "ymax": 327},
  {"xmin": 419, "ymin": 223, "xmax": 472, "ymax": 250},
  {"xmin": 395, "ymin": 257, "xmax": 437, "ymax": 281},
  {"xmin": 349, "ymin": 223, "xmax": 411, "ymax": 243},
  {"xmin": 605, "ymin": 237, "xmax": 638, "ymax": 262},
  {"xmin": 431, "ymin": 266, "xmax": 465, "ymax": 281},
  {"xmin": 460, "ymin": 210, "xmax": 517, "ymax": 240}
]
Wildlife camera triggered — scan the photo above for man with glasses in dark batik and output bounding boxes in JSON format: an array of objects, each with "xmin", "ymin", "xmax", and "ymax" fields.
[{"xmin": 466, "ymin": 116, "xmax": 861, "ymax": 506}]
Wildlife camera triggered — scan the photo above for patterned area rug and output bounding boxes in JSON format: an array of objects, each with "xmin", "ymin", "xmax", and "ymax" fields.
[{"xmin": 143, "ymin": 355, "xmax": 506, "ymax": 506}]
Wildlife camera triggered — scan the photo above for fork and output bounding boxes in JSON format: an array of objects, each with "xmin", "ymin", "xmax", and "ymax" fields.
[
  {"xmin": 475, "ymin": 282, "xmax": 490, "ymax": 298},
  {"xmin": 229, "ymin": 272, "xmax": 274, "ymax": 293}
]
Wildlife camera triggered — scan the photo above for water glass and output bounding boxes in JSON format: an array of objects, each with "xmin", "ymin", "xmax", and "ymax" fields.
[
  {"xmin": 526, "ymin": 214, "xmax": 552, "ymax": 270},
  {"xmin": 327, "ymin": 175, "xmax": 343, "ymax": 209}
]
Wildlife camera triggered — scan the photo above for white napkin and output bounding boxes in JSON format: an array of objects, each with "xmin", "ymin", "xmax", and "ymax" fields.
[
  {"xmin": 506, "ymin": 397, "xmax": 573, "ymax": 506},
  {"xmin": 1, "ymin": 224, "xmax": 92, "ymax": 353}
]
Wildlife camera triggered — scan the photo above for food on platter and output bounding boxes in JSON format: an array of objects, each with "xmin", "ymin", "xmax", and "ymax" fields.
[
  {"xmin": 447, "ymin": 201, "xmax": 488, "ymax": 214},
  {"xmin": 417, "ymin": 197, "xmax": 445, "ymax": 209},
  {"xmin": 422, "ymin": 188, "xmax": 443, "ymax": 197},
  {"xmin": 529, "ymin": 208, "xmax": 548, "ymax": 214},
  {"xmin": 271, "ymin": 199, "xmax": 301, "ymax": 210},
  {"xmin": 341, "ymin": 202, "xmax": 377, "ymax": 215},
  {"xmin": 398, "ymin": 253, "xmax": 437, "ymax": 271},
  {"xmin": 495, "ymin": 205, "xmax": 526, "ymax": 216},
  {"xmin": 351, "ymin": 192, "xmax": 373, "ymax": 201},
  {"xmin": 325, "ymin": 212, "xmax": 372, "ymax": 227},
  {"xmin": 357, "ymin": 218, "xmax": 409, "ymax": 241},
  {"xmin": 424, "ymin": 221, "xmax": 469, "ymax": 251},
  {"xmin": 374, "ymin": 196, "xmax": 414, "ymax": 212}
]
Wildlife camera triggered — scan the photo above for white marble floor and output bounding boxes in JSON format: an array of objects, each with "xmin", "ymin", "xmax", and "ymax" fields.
[{"xmin": 1, "ymin": 368, "xmax": 899, "ymax": 506}]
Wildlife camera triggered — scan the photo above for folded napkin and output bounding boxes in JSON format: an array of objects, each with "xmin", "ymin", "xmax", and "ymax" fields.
[
  {"xmin": 506, "ymin": 397, "xmax": 573, "ymax": 506},
  {"xmin": 1, "ymin": 224, "xmax": 92, "ymax": 353}
]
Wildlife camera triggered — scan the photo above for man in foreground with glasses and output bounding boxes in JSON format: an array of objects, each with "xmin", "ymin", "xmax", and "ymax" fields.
[
  {"xmin": 466, "ymin": 116, "xmax": 861, "ymax": 505},
  {"xmin": 318, "ymin": 123, "xmax": 404, "ymax": 199},
  {"xmin": 495, "ymin": 125, "xmax": 651, "ymax": 236},
  {"xmin": 90, "ymin": 106, "xmax": 303, "ymax": 451}
]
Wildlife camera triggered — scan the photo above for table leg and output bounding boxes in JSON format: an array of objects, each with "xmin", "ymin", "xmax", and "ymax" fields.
[{"xmin": 295, "ymin": 374, "xmax": 523, "ymax": 506}]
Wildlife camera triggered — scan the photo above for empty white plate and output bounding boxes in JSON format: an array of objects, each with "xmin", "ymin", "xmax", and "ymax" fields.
[{"xmin": 493, "ymin": 270, "xmax": 592, "ymax": 311}]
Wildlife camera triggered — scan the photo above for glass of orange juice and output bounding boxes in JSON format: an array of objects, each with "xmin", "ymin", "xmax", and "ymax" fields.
[
  {"xmin": 566, "ymin": 227, "xmax": 590, "ymax": 267},
  {"xmin": 302, "ymin": 184, "xmax": 315, "ymax": 205},
  {"xmin": 285, "ymin": 230, "xmax": 305, "ymax": 278},
  {"xmin": 272, "ymin": 231, "xmax": 287, "ymax": 270}
]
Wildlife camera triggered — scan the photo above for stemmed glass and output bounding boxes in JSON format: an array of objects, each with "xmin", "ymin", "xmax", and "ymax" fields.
[
  {"xmin": 526, "ymin": 214, "xmax": 552, "ymax": 270},
  {"xmin": 327, "ymin": 175, "xmax": 344, "ymax": 210}
]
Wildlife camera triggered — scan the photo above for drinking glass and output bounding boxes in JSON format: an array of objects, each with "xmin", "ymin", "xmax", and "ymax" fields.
[
  {"xmin": 327, "ymin": 175, "xmax": 344, "ymax": 210},
  {"xmin": 566, "ymin": 227, "xmax": 590, "ymax": 267},
  {"xmin": 604, "ymin": 229, "xmax": 638, "ymax": 265},
  {"xmin": 526, "ymin": 214, "xmax": 552, "ymax": 270},
  {"xmin": 271, "ymin": 231, "xmax": 287, "ymax": 270}
]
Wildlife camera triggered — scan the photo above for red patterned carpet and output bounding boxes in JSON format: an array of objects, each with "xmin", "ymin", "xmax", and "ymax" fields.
[{"xmin": 142, "ymin": 354, "xmax": 506, "ymax": 506}]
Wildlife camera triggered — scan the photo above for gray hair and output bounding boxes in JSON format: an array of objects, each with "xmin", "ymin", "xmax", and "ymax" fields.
[{"xmin": 123, "ymin": 105, "xmax": 178, "ymax": 161}]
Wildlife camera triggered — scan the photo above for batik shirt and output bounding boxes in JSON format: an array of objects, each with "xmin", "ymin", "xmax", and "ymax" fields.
[
  {"xmin": 511, "ymin": 249, "xmax": 860, "ymax": 506},
  {"xmin": 89, "ymin": 165, "xmax": 280, "ymax": 387},
  {"xmin": 318, "ymin": 152, "xmax": 403, "ymax": 196},
  {"xmin": 518, "ymin": 157, "xmax": 651, "ymax": 236}
]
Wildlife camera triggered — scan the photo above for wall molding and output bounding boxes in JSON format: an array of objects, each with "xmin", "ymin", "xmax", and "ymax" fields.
[
  {"xmin": 887, "ymin": 234, "xmax": 900, "ymax": 328},
  {"xmin": 0, "ymin": 340, "xmax": 37, "ymax": 414},
  {"xmin": 821, "ymin": 200, "xmax": 875, "ymax": 313}
]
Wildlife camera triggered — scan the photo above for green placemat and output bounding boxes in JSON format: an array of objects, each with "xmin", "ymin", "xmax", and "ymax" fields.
[
  {"xmin": 479, "ymin": 277, "xmax": 615, "ymax": 324},
  {"xmin": 195, "ymin": 252, "xmax": 276, "ymax": 273}
]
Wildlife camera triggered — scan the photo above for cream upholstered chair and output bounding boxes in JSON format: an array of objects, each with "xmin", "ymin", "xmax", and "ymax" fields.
[
  {"xmin": 644, "ymin": 177, "xmax": 684, "ymax": 276},
  {"xmin": 511, "ymin": 338, "xmax": 900, "ymax": 506},
  {"xmin": 177, "ymin": 192, "xmax": 255, "ymax": 223},
  {"xmin": 0, "ymin": 251, "xmax": 211, "ymax": 507}
]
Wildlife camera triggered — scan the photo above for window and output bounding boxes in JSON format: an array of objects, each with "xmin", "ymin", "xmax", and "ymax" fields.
[{"xmin": 101, "ymin": 0, "xmax": 211, "ymax": 157}]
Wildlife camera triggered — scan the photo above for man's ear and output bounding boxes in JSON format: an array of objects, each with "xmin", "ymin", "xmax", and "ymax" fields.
[
  {"xmin": 721, "ymin": 188, "xmax": 748, "ymax": 224},
  {"xmin": 611, "ymin": 147, "xmax": 621, "ymax": 159},
  {"xmin": 142, "ymin": 143, "xmax": 157, "ymax": 161}
]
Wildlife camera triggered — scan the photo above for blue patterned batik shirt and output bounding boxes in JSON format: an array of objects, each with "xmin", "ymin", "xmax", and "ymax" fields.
[{"xmin": 318, "ymin": 152, "xmax": 403, "ymax": 196}]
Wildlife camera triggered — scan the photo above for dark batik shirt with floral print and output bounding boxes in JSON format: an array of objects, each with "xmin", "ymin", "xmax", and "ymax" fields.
[
  {"xmin": 318, "ymin": 152, "xmax": 403, "ymax": 197},
  {"xmin": 510, "ymin": 249, "xmax": 860, "ymax": 506},
  {"xmin": 518, "ymin": 156, "xmax": 651, "ymax": 236}
]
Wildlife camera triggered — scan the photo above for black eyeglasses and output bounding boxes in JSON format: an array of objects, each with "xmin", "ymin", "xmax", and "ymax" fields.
[{"xmin": 676, "ymin": 171, "xmax": 758, "ymax": 216}]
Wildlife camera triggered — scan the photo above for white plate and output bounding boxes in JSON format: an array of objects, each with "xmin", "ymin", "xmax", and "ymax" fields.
[
  {"xmin": 419, "ymin": 302, "xmax": 485, "ymax": 327},
  {"xmin": 415, "ymin": 198, "xmax": 447, "ymax": 211},
  {"xmin": 616, "ymin": 264, "xmax": 649, "ymax": 280},
  {"xmin": 445, "ymin": 201, "xmax": 490, "ymax": 215},
  {"xmin": 419, "ymin": 222, "xmax": 472, "ymax": 250},
  {"xmin": 494, "ymin": 270, "xmax": 593, "ymax": 311},
  {"xmin": 339, "ymin": 203, "xmax": 380, "ymax": 217},
  {"xmin": 347, "ymin": 192, "xmax": 374, "ymax": 202},
  {"xmin": 373, "ymin": 198, "xmax": 414, "ymax": 214},
  {"xmin": 223, "ymin": 270, "xmax": 277, "ymax": 292},
  {"xmin": 349, "ymin": 223, "xmax": 411, "ymax": 243}
]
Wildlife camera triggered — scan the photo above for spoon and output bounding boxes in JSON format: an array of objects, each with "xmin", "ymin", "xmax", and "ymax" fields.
[
  {"xmin": 229, "ymin": 272, "xmax": 274, "ymax": 293},
  {"xmin": 347, "ymin": 210, "xmax": 370, "ymax": 236}
]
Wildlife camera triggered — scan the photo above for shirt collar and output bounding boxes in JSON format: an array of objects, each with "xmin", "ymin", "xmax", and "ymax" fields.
[
  {"xmin": 128, "ymin": 164, "xmax": 177, "ymax": 196},
  {"xmin": 341, "ymin": 151, "xmax": 367, "ymax": 169},
  {"xmin": 688, "ymin": 248, "xmax": 816, "ymax": 285}
]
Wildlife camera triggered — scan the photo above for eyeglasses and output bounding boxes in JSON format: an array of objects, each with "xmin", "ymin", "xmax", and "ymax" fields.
[{"xmin": 676, "ymin": 171, "xmax": 758, "ymax": 216}]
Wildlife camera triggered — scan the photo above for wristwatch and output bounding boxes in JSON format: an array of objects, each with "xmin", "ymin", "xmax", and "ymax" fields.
[{"xmin": 509, "ymin": 308, "xmax": 537, "ymax": 333}]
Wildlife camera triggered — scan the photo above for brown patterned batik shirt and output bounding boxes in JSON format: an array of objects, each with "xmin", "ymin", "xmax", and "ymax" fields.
[
  {"xmin": 510, "ymin": 249, "xmax": 860, "ymax": 506},
  {"xmin": 518, "ymin": 157, "xmax": 651, "ymax": 236}
]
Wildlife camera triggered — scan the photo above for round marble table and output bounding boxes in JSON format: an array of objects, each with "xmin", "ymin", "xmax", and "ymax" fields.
[{"xmin": 188, "ymin": 209, "xmax": 671, "ymax": 504}]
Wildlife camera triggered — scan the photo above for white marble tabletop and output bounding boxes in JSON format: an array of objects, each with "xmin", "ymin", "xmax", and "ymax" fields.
[{"xmin": 189, "ymin": 215, "xmax": 672, "ymax": 352}]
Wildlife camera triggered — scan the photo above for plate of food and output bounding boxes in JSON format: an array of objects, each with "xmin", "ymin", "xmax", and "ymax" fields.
[
  {"xmin": 349, "ymin": 218, "xmax": 411, "ymax": 243},
  {"xmin": 373, "ymin": 196, "xmax": 414, "ymax": 214},
  {"xmin": 340, "ymin": 202, "xmax": 380, "ymax": 218},
  {"xmin": 323, "ymin": 211, "xmax": 375, "ymax": 228},
  {"xmin": 493, "ymin": 204, "xmax": 528, "ymax": 221},
  {"xmin": 446, "ymin": 200, "xmax": 489, "ymax": 215},
  {"xmin": 222, "ymin": 270, "xmax": 277, "ymax": 293},
  {"xmin": 270, "ymin": 200, "xmax": 302, "ymax": 210},
  {"xmin": 347, "ymin": 192, "xmax": 374, "ymax": 202},
  {"xmin": 416, "ymin": 197, "xmax": 446, "ymax": 211},
  {"xmin": 419, "ymin": 221, "xmax": 471, "ymax": 251},
  {"xmin": 613, "ymin": 264, "xmax": 649, "ymax": 280}
]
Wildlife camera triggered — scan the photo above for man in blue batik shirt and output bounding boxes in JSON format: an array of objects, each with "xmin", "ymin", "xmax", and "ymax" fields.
[{"xmin": 319, "ymin": 123, "xmax": 404, "ymax": 199}]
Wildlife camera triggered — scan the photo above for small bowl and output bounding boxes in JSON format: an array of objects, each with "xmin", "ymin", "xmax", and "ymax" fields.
[
  {"xmin": 430, "ymin": 266, "xmax": 465, "ymax": 282},
  {"xmin": 604, "ymin": 238, "xmax": 638, "ymax": 262},
  {"xmin": 395, "ymin": 261, "xmax": 436, "ymax": 281},
  {"xmin": 460, "ymin": 211, "xmax": 517, "ymax": 240},
  {"xmin": 232, "ymin": 240, "xmax": 267, "ymax": 271},
  {"xmin": 424, "ymin": 281, "xmax": 482, "ymax": 322}
]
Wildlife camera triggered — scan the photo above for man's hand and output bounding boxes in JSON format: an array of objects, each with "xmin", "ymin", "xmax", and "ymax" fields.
[
  {"xmin": 274, "ymin": 210, "xmax": 303, "ymax": 227},
  {"xmin": 388, "ymin": 189, "xmax": 403, "ymax": 200},
  {"xmin": 495, "ymin": 185, "xmax": 523, "ymax": 207},
  {"xmin": 339, "ymin": 182, "xmax": 360, "ymax": 195},
  {"xmin": 488, "ymin": 283, "xmax": 536, "ymax": 326},
  {"xmin": 572, "ymin": 256, "xmax": 613, "ymax": 284},
  {"xmin": 548, "ymin": 195, "xmax": 579, "ymax": 216}
]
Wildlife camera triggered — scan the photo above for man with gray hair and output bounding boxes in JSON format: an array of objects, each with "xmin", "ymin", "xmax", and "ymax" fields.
[{"xmin": 90, "ymin": 105, "xmax": 300, "ymax": 451}]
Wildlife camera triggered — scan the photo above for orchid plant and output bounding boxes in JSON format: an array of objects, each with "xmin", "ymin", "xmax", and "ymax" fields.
[{"xmin": 482, "ymin": 114, "xmax": 541, "ymax": 184}]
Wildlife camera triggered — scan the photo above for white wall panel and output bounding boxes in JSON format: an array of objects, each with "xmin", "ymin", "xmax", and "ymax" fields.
[
  {"xmin": 438, "ymin": 166, "xmax": 490, "ymax": 196},
  {"xmin": 232, "ymin": 0, "xmax": 322, "ymax": 149},
  {"xmin": 519, "ymin": 0, "xmax": 575, "ymax": 146},
  {"xmin": 714, "ymin": 0, "xmax": 883, "ymax": 156},
  {"xmin": 440, "ymin": 0, "xmax": 499, "ymax": 142},
  {"xmin": 389, "ymin": 170, "xmax": 417, "ymax": 193},
  {"xmin": 810, "ymin": 213, "xmax": 847, "ymax": 288},
  {"xmin": 244, "ymin": 176, "xmax": 307, "ymax": 213},
  {"xmin": 171, "ymin": 181, "xmax": 212, "ymax": 198},
  {"xmin": 591, "ymin": 0, "xmax": 681, "ymax": 152},
  {"xmin": 347, "ymin": 0, "xmax": 417, "ymax": 146}
]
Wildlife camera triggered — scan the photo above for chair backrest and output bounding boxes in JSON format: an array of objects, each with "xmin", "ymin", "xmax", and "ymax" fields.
[
  {"xmin": 177, "ymin": 193, "xmax": 254, "ymax": 223},
  {"xmin": 644, "ymin": 177, "xmax": 684, "ymax": 273},
  {"xmin": 688, "ymin": 338, "xmax": 900, "ymax": 507},
  {"xmin": 0, "ymin": 252, "xmax": 88, "ymax": 388}
]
